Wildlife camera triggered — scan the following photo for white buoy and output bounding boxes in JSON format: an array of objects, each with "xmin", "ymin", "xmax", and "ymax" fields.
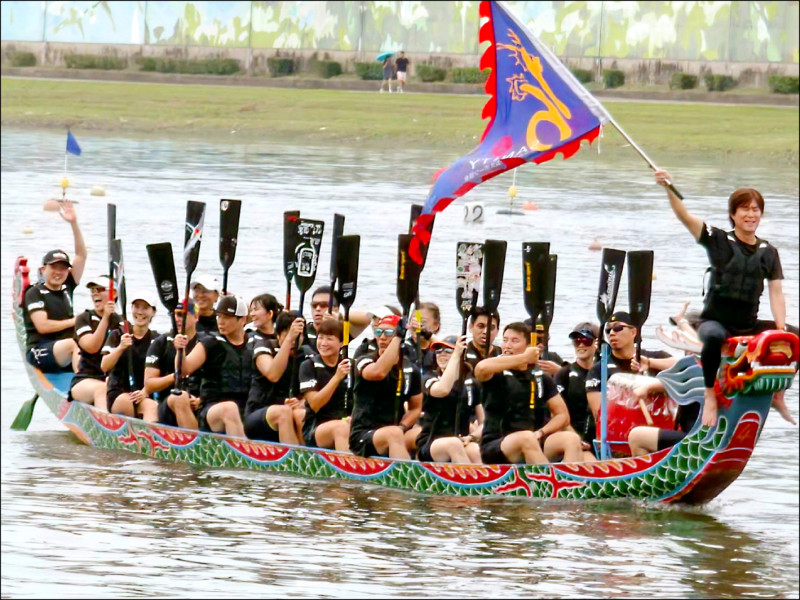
[
  {"xmin": 22, "ymin": 226, "xmax": 34, "ymax": 234},
  {"xmin": 90, "ymin": 185, "xmax": 106, "ymax": 196}
]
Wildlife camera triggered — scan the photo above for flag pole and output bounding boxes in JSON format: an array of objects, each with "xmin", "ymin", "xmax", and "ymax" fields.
[{"xmin": 605, "ymin": 116, "xmax": 684, "ymax": 200}]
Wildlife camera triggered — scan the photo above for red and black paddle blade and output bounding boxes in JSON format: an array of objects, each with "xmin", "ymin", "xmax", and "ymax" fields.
[
  {"xmin": 397, "ymin": 233, "xmax": 421, "ymax": 315},
  {"xmin": 183, "ymin": 201, "xmax": 206, "ymax": 276},
  {"xmin": 283, "ymin": 210, "xmax": 301, "ymax": 284},
  {"xmin": 456, "ymin": 241, "xmax": 484, "ymax": 321},
  {"xmin": 482, "ymin": 239, "xmax": 507, "ymax": 315},
  {"xmin": 107, "ymin": 203, "xmax": 117, "ymax": 298},
  {"xmin": 596, "ymin": 248, "xmax": 626, "ymax": 326},
  {"xmin": 409, "ymin": 204, "xmax": 435, "ymax": 269}
]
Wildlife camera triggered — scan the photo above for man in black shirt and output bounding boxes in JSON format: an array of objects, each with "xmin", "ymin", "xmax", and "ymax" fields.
[
  {"xmin": 655, "ymin": 168, "xmax": 790, "ymax": 426},
  {"xmin": 586, "ymin": 311, "xmax": 675, "ymax": 424},
  {"xmin": 22, "ymin": 199, "xmax": 87, "ymax": 372},
  {"xmin": 190, "ymin": 273, "xmax": 220, "ymax": 334},
  {"xmin": 474, "ymin": 321, "xmax": 583, "ymax": 465},
  {"xmin": 395, "ymin": 51, "xmax": 409, "ymax": 93},
  {"xmin": 305, "ymin": 285, "xmax": 372, "ymax": 352},
  {"xmin": 463, "ymin": 307, "xmax": 500, "ymax": 418},
  {"xmin": 350, "ymin": 314, "xmax": 422, "ymax": 459},
  {"xmin": 144, "ymin": 299, "xmax": 201, "ymax": 429}
]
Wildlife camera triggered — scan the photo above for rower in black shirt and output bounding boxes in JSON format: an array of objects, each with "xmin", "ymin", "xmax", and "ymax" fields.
[
  {"xmin": 175, "ymin": 295, "xmax": 251, "ymax": 437},
  {"xmin": 350, "ymin": 314, "xmax": 422, "ymax": 459},
  {"xmin": 22, "ymin": 200, "xmax": 87, "ymax": 373},
  {"xmin": 299, "ymin": 319, "xmax": 352, "ymax": 451},
  {"xmin": 247, "ymin": 293, "xmax": 282, "ymax": 345},
  {"xmin": 190, "ymin": 273, "xmax": 220, "ymax": 334},
  {"xmin": 474, "ymin": 321, "xmax": 584, "ymax": 465},
  {"xmin": 101, "ymin": 292, "xmax": 159, "ymax": 421},
  {"xmin": 69, "ymin": 276, "xmax": 121, "ymax": 411},
  {"xmin": 144, "ymin": 299, "xmax": 201, "ymax": 429},
  {"xmin": 554, "ymin": 321, "xmax": 600, "ymax": 462},
  {"xmin": 244, "ymin": 311, "xmax": 313, "ymax": 444}
]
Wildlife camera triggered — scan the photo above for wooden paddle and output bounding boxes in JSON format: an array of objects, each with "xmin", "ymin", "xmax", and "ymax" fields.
[
  {"xmin": 111, "ymin": 238, "xmax": 136, "ymax": 392},
  {"xmin": 395, "ymin": 233, "xmax": 421, "ymax": 423},
  {"xmin": 282, "ymin": 210, "xmax": 300, "ymax": 310},
  {"xmin": 595, "ymin": 247, "xmax": 626, "ymax": 460},
  {"xmin": 146, "ymin": 242, "xmax": 180, "ymax": 334},
  {"xmin": 107, "ymin": 203, "xmax": 116, "ymax": 302},
  {"xmin": 335, "ymin": 234, "xmax": 360, "ymax": 412},
  {"xmin": 174, "ymin": 201, "xmax": 206, "ymax": 394},
  {"xmin": 481, "ymin": 239, "xmax": 507, "ymax": 358},
  {"xmin": 219, "ymin": 199, "xmax": 242, "ymax": 295},
  {"xmin": 328, "ymin": 213, "xmax": 345, "ymax": 313},
  {"xmin": 455, "ymin": 241, "xmax": 484, "ymax": 432},
  {"xmin": 522, "ymin": 242, "xmax": 550, "ymax": 347},
  {"xmin": 289, "ymin": 217, "xmax": 325, "ymax": 397},
  {"xmin": 627, "ymin": 250, "xmax": 654, "ymax": 364}
]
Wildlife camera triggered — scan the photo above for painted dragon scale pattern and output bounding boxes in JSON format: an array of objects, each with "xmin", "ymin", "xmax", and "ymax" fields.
[{"xmin": 11, "ymin": 261, "xmax": 799, "ymax": 505}]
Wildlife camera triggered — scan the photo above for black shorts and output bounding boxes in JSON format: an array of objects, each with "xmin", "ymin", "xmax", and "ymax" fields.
[
  {"xmin": 107, "ymin": 388, "xmax": 126, "ymax": 410},
  {"xmin": 480, "ymin": 438, "xmax": 507, "ymax": 465},
  {"xmin": 157, "ymin": 399, "xmax": 179, "ymax": 427},
  {"xmin": 67, "ymin": 373, "xmax": 104, "ymax": 401},
  {"xmin": 26, "ymin": 340, "xmax": 72, "ymax": 373},
  {"xmin": 349, "ymin": 428, "xmax": 379, "ymax": 458},
  {"xmin": 243, "ymin": 407, "xmax": 280, "ymax": 442},
  {"xmin": 657, "ymin": 429, "xmax": 687, "ymax": 451},
  {"xmin": 302, "ymin": 418, "xmax": 316, "ymax": 447}
]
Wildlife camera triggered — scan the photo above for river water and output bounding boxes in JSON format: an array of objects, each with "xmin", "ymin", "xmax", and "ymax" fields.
[{"xmin": 1, "ymin": 127, "xmax": 798, "ymax": 598}]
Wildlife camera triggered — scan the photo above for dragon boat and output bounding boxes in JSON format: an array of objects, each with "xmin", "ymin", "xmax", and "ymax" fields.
[{"xmin": 11, "ymin": 257, "xmax": 799, "ymax": 505}]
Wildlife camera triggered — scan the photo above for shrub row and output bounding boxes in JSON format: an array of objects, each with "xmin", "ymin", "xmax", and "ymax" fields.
[
  {"xmin": 669, "ymin": 72, "xmax": 698, "ymax": 90},
  {"xmin": 267, "ymin": 57, "xmax": 294, "ymax": 77},
  {"xmin": 65, "ymin": 54, "xmax": 126, "ymax": 70},
  {"xmin": 7, "ymin": 51, "xmax": 36, "ymax": 67},
  {"xmin": 137, "ymin": 56, "xmax": 239, "ymax": 75},
  {"xmin": 570, "ymin": 68, "xmax": 593, "ymax": 83},
  {"xmin": 449, "ymin": 67, "xmax": 489, "ymax": 83},
  {"xmin": 769, "ymin": 75, "xmax": 799, "ymax": 94},
  {"xmin": 705, "ymin": 74, "xmax": 736, "ymax": 92},
  {"xmin": 603, "ymin": 69, "xmax": 625, "ymax": 88}
]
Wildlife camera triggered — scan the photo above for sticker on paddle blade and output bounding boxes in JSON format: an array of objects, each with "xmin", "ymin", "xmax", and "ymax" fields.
[
  {"xmin": 456, "ymin": 242, "xmax": 484, "ymax": 319},
  {"xmin": 293, "ymin": 218, "xmax": 325, "ymax": 292}
]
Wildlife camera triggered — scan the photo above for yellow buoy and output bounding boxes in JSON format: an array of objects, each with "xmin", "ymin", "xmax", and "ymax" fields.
[
  {"xmin": 508, "ymin": 185, "xmax": 518, "ymax": 199},
  {"xmin": 61, "ymin": 177, "xmax": 69, "ymax": 190}
]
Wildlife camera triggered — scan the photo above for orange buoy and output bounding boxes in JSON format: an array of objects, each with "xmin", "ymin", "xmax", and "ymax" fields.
[
  {"xmin": 43, "ymin": 199, "xmax": 61, "ymax": 212},
  {"xmin": 523, "ymin": 202, "xmax": 538, "ymax": 210},
  {"xmin": 588, "ymin": 238, "xmax": 602, "ymax": 251}
]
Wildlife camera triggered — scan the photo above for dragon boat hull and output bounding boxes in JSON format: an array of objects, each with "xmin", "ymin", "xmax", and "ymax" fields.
[{"xmin": 11, "ymin": 257, "xmax": 798, "ymax": 504}]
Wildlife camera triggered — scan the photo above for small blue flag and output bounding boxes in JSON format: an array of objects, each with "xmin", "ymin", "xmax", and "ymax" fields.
[{"xmin": 66, "ymin": 130, "xmax": 82, "ymax": 156}]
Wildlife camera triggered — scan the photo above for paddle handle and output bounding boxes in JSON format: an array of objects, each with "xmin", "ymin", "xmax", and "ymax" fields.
[
  {"xmin": 289, "ymin": 290, "xmax": 306, "ymax": 398},
  {"xmin": 222, "ymin": 269, "xmax": 229, "ymax": 296},
  {"xmin": 328, "ymin": 278, "xmax": 336, "ymax": 314},
  {"xmin": 122, "ymin": 319, "xmax": 136, "ymax": 391},
  {"xmin": 285, "ymin": 280, "xmax": 292, "ymax": 312},
  {"xmin": 172, "ymin": 282, "xmax": 191, "ymax": 395},
  {"xmin": 599, "ymin": 343, "xmax": 611, "ymax": 460},
  {"xmin": 343, "ymin": 307, "xmax": 352, "ymax": 413}
]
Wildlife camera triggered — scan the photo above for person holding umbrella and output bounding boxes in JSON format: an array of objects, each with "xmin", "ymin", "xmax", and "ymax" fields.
[{"xmin": 378, "ymin": 52, "xmax": 394, "ymax": 93}]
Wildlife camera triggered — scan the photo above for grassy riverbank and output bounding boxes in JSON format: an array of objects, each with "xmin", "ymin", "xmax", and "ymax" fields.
[{"xmin": 2, "ymin": 77, "xmax": 798, "ymax": 161}]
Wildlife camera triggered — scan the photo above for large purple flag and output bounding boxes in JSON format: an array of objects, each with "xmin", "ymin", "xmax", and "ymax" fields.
[{"xmin": 410, "ymin": 0, "xmax": 610, "ymax": 264}]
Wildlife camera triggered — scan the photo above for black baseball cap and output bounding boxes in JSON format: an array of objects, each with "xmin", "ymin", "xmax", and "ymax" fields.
[
  {"xmin": 569, "ymin": 322, "xmax": 600, "ymax": 340},
  {"xmin": 42, "ymin": 249, "xmax": 71, "ymax": 267},
  {"xmin": 214, "ymin": 295, "xmax": 248, "ymax": 317},
  {"xmin": 608, "ymin": 312, "xmax": 634, "ymax": 326}
]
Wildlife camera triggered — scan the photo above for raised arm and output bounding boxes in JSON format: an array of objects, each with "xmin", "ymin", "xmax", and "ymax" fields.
[
  {"xmin": 474, "ymin": 346, "xmax": 539, "ymax": 382},
  {"xmin": 654, "ymin": 169, "xmax": 703, "ymax": 241},
  {"xmin": 429, "ymin": 336, "xmax": 466, "ymax": 397},
  {"xmin": 59, "ymin": 200, "xmax": 87, "ymax": 283}
]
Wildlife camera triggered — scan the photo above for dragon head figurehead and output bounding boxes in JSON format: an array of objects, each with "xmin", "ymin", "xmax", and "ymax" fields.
[{"xmin": 720, "ymin": 330, "xmax": 799, "ymax": 397}]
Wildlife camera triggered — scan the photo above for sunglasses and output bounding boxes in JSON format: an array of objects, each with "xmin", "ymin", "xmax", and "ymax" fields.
[
  {"xmin": 374, "ymin": 328, "xmax": 396, "ymax": 338},
  {"xmin": 311, "ymin": 301, "xmax": 330, "ymax": 309},
  {"xmin": 605, "ymin": 324, "xmax": 631, "ymax": 334},
  {"xmin": 435, "ymin": 347, "xmax": 454, "ymax": 356},
  {"xmin": 572, "ymin": 337, "xmax": 594, "ymax": 347}
]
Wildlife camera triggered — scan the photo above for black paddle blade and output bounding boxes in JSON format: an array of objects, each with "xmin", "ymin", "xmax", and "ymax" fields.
[
  {"xmin": 183, "ymin": 201, "xmax": 206, "ymax": 275},
  {"xmin": 146, "ymin": 242, "xmax": 179, "ymax": 312},
  {"xmin": 456, "ymin": 241, "xmax": 484, "ymax": 320},
  {"xmin": 397, "ymin": 233, "xmax": 421, "ymax": 314},
  {"xmin": 596, "ymin": 248, "xmax": 626, "ymax": 325},
  {"xmin": 482, "ymin": 239, "xmax": 507, "ymax": 314},
  {"xmin": 111, "ymin": 239, "xmax": 127, "ymax": 319},
  {"xmin": 329, "ymin": 213, "xmax": 345, "ymax": 283},
  {"xmin": 541, "ymin": 254, "xmax": 558, "ymax": 330},
  {"xmin": 283, "ymin": 210, "xmax": 301, "ymax": 283},
  {"xmin": 521, "ymin": 242, "xmax": 550, "ymax": 323},
  {"xmin": 293, "ymin": 218, "xmax": 325, "ymax": 294},
  {"xmin": 409, "ymin": 204, "xmax": 423, "ymax": 233},
  {"xmin": 627, "ymin": 250, "xmax": 654, "ymax": 331},
  {"xmin": 107, "ymin": 203, "xmax": 116, "ymax": 276},
  {"xmin": 219, "ymin": 199, "xmax": 242, "ymax": 271},
  {"xmin": 335, "ymin": 235, "xmax": 360, "ymax": 310}
]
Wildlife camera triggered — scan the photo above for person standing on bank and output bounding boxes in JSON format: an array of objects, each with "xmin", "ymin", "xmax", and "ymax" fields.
[
  {"xmin": 654, "ymin": 169, "xmax": 791, "ymax": 427},
  {"xmin": 23, "ymin": 199, "xmax": 87, "ymax": 373},
  {"xmin": 395, "ymin": 51, "xmax": 409, "ymax": 93},
  {"xmin": 380, "ymin": 56, "xmax": 394, "ymax": 93}
]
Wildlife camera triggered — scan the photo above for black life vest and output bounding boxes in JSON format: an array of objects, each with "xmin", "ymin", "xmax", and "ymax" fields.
[
  {"xmin": 200, "ymin": 334, "xmax": 253, "ymax": 400},
  {"xmin": 706, "ymin": 232, "xmax": 770, "ymax": 305}
]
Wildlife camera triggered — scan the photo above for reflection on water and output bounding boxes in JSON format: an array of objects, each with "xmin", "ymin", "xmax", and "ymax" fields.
[{"xmin": 1, "ymin": 128, "xmax": 798, "ymax": 598}]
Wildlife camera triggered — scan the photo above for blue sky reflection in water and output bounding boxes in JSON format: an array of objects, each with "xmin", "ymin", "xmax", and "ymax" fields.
[{"xmin": 1, "ymin": 128, "xmax": 797, "ymax": 598}]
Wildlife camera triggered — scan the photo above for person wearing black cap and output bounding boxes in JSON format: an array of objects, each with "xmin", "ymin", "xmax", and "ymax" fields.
[
  {"xmin": 655, "ymin": 169, "xmax": 789, "ymax": 427},
  {"xmin": 474, "ymin": 321, "xmax": 584, "ymax": 465},
  {"xmin": 101, "ymin": 292, "xmax": 159, "ymax": 421},
  {"xmin": 144, "ymin": 299, "xmax": 202, "ymax": 430},
  {"xmin": 69, "ymin": 276, "xmax": 121, "ymax": 411},
  {"xmin": 22, "ymin": 199, "xmax": 87, "ymax": 373},
  {"xmin": 554, "ymin": 321, "xmax": 600, "ymax": 461},
  {"xmin": 416, "ymin": 334, "xmax": 482, "ymax": 464},
  {"xmin": 585, "ymin": 311, "xmax": 675, "ymax": 425},
  {"xmin": 174, "ymin": 295, "xmax": 251, "ymax": 436}
]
